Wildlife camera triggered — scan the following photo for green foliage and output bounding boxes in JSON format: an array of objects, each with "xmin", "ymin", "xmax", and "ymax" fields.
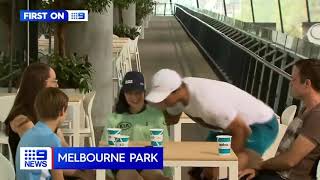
[
  {"xmin": 0, "ymin": 55, "xmax": 25, "ymax": 87},
  {"xmin": 47, "ymin": 54, "xmax": 93, "ymax": 93},
  {"xmin": 113, "ymin": 24, "xmax": 140, "ymax": 40},
  {"xmin": 113, "ymin": 0, "xmax": 136, "ymax": 9},
  {"xmin": 85, "ymin": 0, "xmax": 112, "ymax": 13},
  {"xmin": 136, "ymin": 0, "xmax": 155, "ymax": 25}
]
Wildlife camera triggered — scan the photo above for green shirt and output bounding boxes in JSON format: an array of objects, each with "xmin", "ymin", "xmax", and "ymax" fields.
[
  {"xmin": 101, "ymin": 105, "xmax": 169, "ymax": 142},
  {"xmin": 102, "ymin": 106, "xmax": 172, "ymax": 177}
]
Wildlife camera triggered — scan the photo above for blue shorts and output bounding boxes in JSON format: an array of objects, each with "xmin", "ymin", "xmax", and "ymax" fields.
[{"xmin": 206, "ymin": 115, "xmax": 279, "ymax": 155}]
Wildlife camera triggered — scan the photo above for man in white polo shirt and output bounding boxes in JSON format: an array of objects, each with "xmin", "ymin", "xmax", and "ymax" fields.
[{"xmin": 146, "ymin": 69, "xmax": 279, "ymax": 177}]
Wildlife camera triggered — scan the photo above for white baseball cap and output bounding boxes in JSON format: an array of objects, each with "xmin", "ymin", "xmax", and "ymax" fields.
[{"xmin": 146, "ymin": 69, "xmax": 182, "ymax": 103}]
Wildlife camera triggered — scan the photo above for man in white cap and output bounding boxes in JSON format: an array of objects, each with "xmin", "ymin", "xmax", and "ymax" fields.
[{"xmin": 146, "ymin": 69, "xmax": 279, "ymax": 177}]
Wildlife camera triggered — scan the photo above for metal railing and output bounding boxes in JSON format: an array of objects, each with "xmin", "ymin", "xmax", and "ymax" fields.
[{"xmin": 174, "ymin": 5, "xmax": 307, "ymax": 114}]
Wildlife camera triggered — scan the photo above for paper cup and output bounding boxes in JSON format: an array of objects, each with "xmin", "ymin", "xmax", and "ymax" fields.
[
  {"xmin": 107, "ymin": 128, "xmax": 121, "ymax": 147},
  {"xmin": 216, "ymin": 135, "xmax": 232, "ymax": 155},
  {"xmin": 150, "ymin": 129, "xmax": 164, "ymax": 147},
  {"xmin": 114, "ymin": 135, "xmax": 130, "ymax": 147}
]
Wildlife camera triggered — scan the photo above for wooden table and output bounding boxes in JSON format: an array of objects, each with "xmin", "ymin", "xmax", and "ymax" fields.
[{"xmin": 96, "ymin": 141, "xmax": 238, "ymax": 180}]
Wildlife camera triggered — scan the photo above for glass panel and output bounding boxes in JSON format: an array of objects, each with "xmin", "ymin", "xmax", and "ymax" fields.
[
  {"xmin": 308, "ymin": 0, "xmax": 320, "ymax": 22},
  {"xmin": 212, "ymin": 0, "xmax": 225, "ymax": 15},
  {"xmin": 226, "ymin": 0, "xmax": 252, "ymax": 22},
  {"xmin": 199, "ymin": 0, "xmax": 215, "ymax": 12},
  {"xmin": 280, "ymin": 0, "xmax": 308, "ymax": 38},
  {"xmin": 252, "ymin": 0, "xmax": 277, "ymax": 30}
]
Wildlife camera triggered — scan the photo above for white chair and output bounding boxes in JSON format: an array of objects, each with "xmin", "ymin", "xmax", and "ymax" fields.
[
  {"xmin": 82, "ymin": 91, "xmax": 96, "ymax": 147},
  {"xmin": 129, "ymin": 36, "xmax": 141, "ymax": 72},
  {"xmin": 262, "ymin": 124, "xmax": 288, "ymax": 160},
  {"xmin": 0, "ymin": 153, "xmax": 15, "ymax": 180},
  {"xmin": 281, "ymin": 105, "xmax": 297, "ymax": 126},
  {"xmin": 112, "ymin": 34, "xmax": 119, "ymax": 39},
  {"xmin": 0, "ymin": 95, "xmax": 15, "ymax": 164},
  {"xmin": 62, "ymin": 91, "xmax": 96, "ymax": 147}
]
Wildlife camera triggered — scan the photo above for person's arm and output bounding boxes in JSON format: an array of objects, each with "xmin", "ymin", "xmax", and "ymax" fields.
[
  {"xmin": 225, "ymin": 116, "xmax": 251, "ymax": 153},
  {"xmin": 259, "ymin": 134, "xmax": 316, "ymax": 171},
  {"xmin": 51, "ymin": 169, "xmax": 64, "ymax": 180},
  {"xmin": 10, "ymin": 115, "xmax": 34, "ymax": 137}
]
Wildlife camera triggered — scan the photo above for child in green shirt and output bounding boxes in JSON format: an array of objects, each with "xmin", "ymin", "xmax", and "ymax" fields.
[{"xmin": 100, "ymin": 71, "xmax": 171, "ymax": 180}]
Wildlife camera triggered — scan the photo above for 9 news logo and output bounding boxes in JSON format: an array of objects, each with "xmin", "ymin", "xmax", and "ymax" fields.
[{"xmin": 20, "ymin": 147, "xmax": 52, "ymax": 170}]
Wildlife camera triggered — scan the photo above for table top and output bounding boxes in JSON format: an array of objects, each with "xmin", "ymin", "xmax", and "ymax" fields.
[{"xmin": 129, "ymin": 141, "xmax": 238, "ymax": 161}]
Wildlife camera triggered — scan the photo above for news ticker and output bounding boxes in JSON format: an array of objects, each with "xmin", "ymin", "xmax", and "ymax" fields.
[
  {"xmin": 20, "ymin": 10, "xmax": 88, "ymax": 22},
  {"xmin": 20, "ymin": 147, "xmax": 163, "ymax": 170}
]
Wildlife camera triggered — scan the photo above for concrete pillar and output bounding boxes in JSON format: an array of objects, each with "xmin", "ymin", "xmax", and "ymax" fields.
[
  {"xmin": 113, "ymin": 6, "xmax": 119, "ymax": 25},
  {"xmin": 64, "ymin": 5, "xmax": 113, "ymax": 128},
  {"xmin": 122, "ymin": 3, "xmax": 136, "ymax": 26}
]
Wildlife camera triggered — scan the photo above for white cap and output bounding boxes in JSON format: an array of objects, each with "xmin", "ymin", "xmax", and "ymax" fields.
[{"xmin": 146, "ymin": 69, "xmax": 182, "ymax": 103}]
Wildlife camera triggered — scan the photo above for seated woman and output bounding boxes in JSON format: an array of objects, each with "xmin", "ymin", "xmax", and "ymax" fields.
[
  {"xmin": 100, "ymin": 71, "xmax": 171, "ymax": 180},
  {"xmin": 5, "ymin": 63, "xmax": 68, "ymax": 162}
]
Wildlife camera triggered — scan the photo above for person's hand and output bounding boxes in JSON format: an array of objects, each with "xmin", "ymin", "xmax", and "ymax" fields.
[
  {"xmin": 56, "ymin": 128, "xmax": 69, "ymax": 147},
  {"xmin": 239, "ymin": 168, "xmax": 257, "ymax": 180}
]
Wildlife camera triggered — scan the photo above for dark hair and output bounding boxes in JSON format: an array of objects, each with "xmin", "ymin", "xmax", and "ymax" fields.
[
  {"xmin": 115, "ymin": 88, "xmax": 146, "ymax": 114},
  {"xmin": 294, "ymin": 59, "xmax": 320, "ymax": 92},
  {"xmin": 115, "ymin": 88, "xmax": 130, "ymax": 114},
  {"xmin": 5, "ymin": 63, "xmax": 51, "ymax": 128},
  {"xmin": 4, "ymin": 63, "xmax": 51, "ymax": 163},
  {"xmin": 35, "ymin": 88, "xmax": 68, "ymax": 120}
]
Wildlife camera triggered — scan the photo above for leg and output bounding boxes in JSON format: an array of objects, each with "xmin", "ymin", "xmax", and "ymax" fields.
[
  {"xmin": 140, "ymin": 170, "xmax": 172, "ymax": 180},
  {"xmin": 188, "ymin": 167, "xmax": 202, "ymax": 180},
  {"xmin": 116, "ymin": 170, "xmax": 144, "ymax": 180},
  {"xmin": 202, "ymin": 167, "xmax": 219, "ymax": 180}
]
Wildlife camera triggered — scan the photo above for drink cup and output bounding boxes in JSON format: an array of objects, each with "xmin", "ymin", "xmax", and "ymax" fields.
[{"xmin": 216, "ymin": 135, "xmax": 232, "ymax": 155}]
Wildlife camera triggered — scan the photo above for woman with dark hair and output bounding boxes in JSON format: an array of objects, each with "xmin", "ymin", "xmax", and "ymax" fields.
[
  {"xmin": 100, "ymin": 71, "xmax": 171, "ymax": 180},
  {"xmin": 4, "ymin": 63, "xmax": 67, "ymax": 162}
]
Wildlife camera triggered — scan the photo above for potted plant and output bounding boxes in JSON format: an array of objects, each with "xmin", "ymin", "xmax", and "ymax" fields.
[
  {"xmin": 0, "ymin": 54, "xmax": 24, "ymax": 92},
  {"xmin": 113, "ymin": 24, "xmax": 140, "ymax": 40},
  {"xmin": 136, "ymin": 0, "xmax": 155, "ymax": 28},
  {"xmin": 46, "ymin": 53, "xmax": 94, "ymax": 93}
]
